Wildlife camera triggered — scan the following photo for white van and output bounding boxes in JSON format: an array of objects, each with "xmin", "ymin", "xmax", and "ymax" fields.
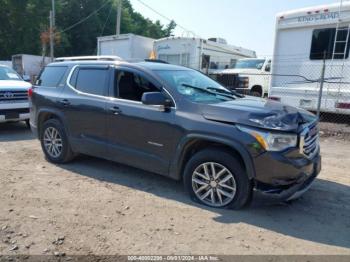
[{"xmin": 270, "ymin": 2, "xmax": 350, "ymax": 114}]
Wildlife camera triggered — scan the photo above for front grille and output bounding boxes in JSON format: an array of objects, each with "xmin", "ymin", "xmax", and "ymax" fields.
[
  {"xmin": 0, "ymin": 108, "xmax": 29, "ymax": 115},
  {"xmin": 300, "ymin": 122, "xmax": 319, "ymax": 159},
  {"xmin": 212, "ymin": 74, "xmax": 240, "ymax": 90},
  {"xmin": 0, "ymin": 90, "xmax": 28, "ymax": 102}
]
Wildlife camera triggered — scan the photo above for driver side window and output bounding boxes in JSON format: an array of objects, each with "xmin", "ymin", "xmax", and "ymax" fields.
[{"xmin": 114, "ymin": 70, "xmax": 159, "ymax": 101}]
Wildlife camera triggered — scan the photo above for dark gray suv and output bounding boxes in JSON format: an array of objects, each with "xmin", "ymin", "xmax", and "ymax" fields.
[{"xmin": 29, "ymin": 57, "xmax": 321, "ymax": 209}]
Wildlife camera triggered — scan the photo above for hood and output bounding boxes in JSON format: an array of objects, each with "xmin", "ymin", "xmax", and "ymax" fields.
[
  {"xmin": 0, "ymin": 80, "xmax": 31, "ymax": 90},
  {"xmin": 216, "ymin": 68, "xmax": 260, "ymax": 75},
  {"xmin": 200, "ymin": 96, "xmax": 316, "ymax": 132}
]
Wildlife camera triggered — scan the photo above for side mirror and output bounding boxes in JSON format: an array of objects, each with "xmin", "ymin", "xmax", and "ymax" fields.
[
  {"xmin": 265, "ymin": 64, "xmax": 271, "ymax": 72},
  {"xmin": 142, "ymin": 92, "xmax": 172, "ymax": 110}
]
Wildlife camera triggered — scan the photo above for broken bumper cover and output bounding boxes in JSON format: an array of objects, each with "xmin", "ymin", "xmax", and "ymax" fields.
[{"xmin": 255, "ymin": 154, "xmax": 321, "ymax": 201}]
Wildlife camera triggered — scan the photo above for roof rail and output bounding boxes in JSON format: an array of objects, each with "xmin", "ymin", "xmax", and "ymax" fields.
[{"xmin": 54, "ymin": 56, "xmax": 123, "ymax": 62}]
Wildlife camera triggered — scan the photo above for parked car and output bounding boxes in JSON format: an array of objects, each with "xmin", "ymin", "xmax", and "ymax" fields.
[
  {"xmin": 29, "ymin": 57, "xmax": 321, "ymax": 209},
  {"xmin": 210, "ymin": 58, "xmax": 271, "ymax": 97},
  {"xmin": 0, "ymin": 65, "xmax": 32, "ymax": 126}
]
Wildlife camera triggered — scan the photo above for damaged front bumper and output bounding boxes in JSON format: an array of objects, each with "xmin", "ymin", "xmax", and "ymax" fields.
[{"xmin": 254, "ymin": 152, "xmax": 321, "ymax": 201}]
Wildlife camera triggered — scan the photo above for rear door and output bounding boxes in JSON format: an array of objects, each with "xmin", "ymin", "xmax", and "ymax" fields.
[
  {"xmin": 31, "ymin": 65, "xmax": 69, "ymax": 127},
  {"xmin": 60, "ymin": 65, "xmax": 112, "ymax": 157}
]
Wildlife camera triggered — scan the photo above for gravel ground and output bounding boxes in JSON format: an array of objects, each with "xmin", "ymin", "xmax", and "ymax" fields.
[{"xmin": 0, "ymin": 122, "xmax": 349, "ymax": 256}]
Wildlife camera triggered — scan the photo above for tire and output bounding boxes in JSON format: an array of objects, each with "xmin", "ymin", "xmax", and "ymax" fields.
[
  {"xmin": 184, "ymin": 149, "xmax": 253, "ymax": 209},
  {"xmin": 25, "ymin": 119, "xmax": 30, "ymax": 129},
  {"xmin": 250, "ymin": 90, "xmax": 262, "ymax": 97},
  {"xmin": 40, "ymin": 118, "xmax": 75, "ymax": 164}
]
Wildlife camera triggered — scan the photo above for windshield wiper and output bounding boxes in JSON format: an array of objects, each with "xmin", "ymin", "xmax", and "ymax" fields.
[
  {"xmin": 182, "ymin": 84, "xmax": 236, "ymax": 100},
  {"xmin": 207, "ymin": 87, "xmax": 245, "ymax": 98}
]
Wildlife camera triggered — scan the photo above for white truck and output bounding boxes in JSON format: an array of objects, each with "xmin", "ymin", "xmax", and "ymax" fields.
[
  {"xmin": 0, "ymin": 65, "xmax": 32, "ymax": 125},
  {"xmin": 210, "ymin": 58, "xmax": 271, "ymax": 97},
  {"xmin": 270, "ymin": 2, "xmax": 350, "ymax": 115},
  {"xmin": 97, "ymin": 33, "xmax": 155, "ymax": 60},
  {"xmin": 153, "ymin": 37, "xmax": 256, "ymax": 74},
  {"xmin": 12, "ymin": 54, "xmax": 50, "ymax": 82}
]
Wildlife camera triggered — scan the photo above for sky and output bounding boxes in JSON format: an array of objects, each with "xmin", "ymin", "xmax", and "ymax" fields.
[{"xmin": 129, "ymin": 0, "xmax": 342, "ymax": 57}]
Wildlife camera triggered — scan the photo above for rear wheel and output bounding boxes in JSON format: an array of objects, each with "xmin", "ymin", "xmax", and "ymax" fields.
[
  {"xmin": 184, "ymin": 149, "xmax": 253, "ymax": 209},
  {"xmin": 25, "ymin": 119, "xmax": 30, "ymax": 129},
  {"xmin": 40, "ymin": 119, "xmax": 75, "ymax": 163}
]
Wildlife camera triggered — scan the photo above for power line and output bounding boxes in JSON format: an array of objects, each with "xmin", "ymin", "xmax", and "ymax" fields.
[
  {"xmin": 100, "ymin": 3, "xmax": 114, "ymax": 36},
  {"xmin": 57, "ymin": 0, "xmax": 111, "ymax": 35},
  {"xmin": 135, "ymin": 0, "xmax": 198, "ymax": 37}
]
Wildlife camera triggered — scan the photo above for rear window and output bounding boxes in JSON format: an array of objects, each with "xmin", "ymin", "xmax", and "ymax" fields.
[
  {"xmin": 74, "ymin": 68, "xmax": 109, "ymax": 96},
  {"xmin": 37, "ymin": 66, "xmax": 67, "ymax": 87}
]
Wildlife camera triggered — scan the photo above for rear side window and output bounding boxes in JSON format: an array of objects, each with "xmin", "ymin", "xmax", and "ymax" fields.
[
  {"xmin": 37, "ymin": 66, "xmax": 67, "ymax": 87},
  {"xmin": 74, "ymin": 68, "xmax": 109, "ymax": 96}
]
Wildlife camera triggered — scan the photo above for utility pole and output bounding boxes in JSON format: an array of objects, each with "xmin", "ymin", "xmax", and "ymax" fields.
[
  {"xmin": 116, "ymin": 0, "xmax": 122, "ymax": 35},
  {"xmin": 317, "ymin": 53, "xmax": 326, "ymax": 119},
  {"xmin": 50, "ymin": 0, "xmax": 56, "ymax": 61}
]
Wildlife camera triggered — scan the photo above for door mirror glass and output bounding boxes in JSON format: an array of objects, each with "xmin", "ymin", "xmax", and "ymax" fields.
[
  {"xmin": 142, "ymin": 92, "xmax": 172, "ymax": 108},
  {"xmin": 265, "ymin": 64, "xmax": 271, "ymax": 72}
]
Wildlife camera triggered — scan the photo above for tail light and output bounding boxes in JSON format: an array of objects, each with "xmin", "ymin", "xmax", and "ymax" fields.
[
  {"xmin": 268, "ymin": 96, "xmax": 281, "ymax": 101},
  {"xmin": 28, "ymin": 87, "xmax": 33, "ymax": 98}
]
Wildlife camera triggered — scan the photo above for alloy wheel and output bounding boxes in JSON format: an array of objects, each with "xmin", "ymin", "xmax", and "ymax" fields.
[
  {"xmin": 192, "ymin": 162, "xmax": 237, "ymax": 207},
  {"xmin": 43, "ymin": 127, "xmax": 63, "ymax": 158}
]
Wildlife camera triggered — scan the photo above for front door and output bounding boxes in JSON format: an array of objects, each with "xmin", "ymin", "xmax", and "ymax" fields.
[{"xmin": 105, "ymin": 67, "xmax": 180, "ymax": 175}]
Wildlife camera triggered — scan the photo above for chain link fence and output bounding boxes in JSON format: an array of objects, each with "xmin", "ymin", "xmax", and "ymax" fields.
[{"xmin": 208, "ymin": 61, "xmax": 350, "ymax": 127}]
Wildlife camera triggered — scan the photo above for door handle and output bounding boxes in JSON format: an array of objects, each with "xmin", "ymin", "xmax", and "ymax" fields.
[
  {"xmin": 59, "ymin": 99, "xmax": 70, "ymax": 106},
  {"xmin": 109, "ymin": 106, "xmax": 122, "ymax": 115}
]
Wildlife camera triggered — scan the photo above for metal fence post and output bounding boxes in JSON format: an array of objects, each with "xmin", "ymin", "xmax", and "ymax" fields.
[{"xmin": 316, "ymin": 56, "xmax": 326, "ymax": 119}]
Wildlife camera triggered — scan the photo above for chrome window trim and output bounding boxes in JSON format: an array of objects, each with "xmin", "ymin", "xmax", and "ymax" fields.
[{"xmin": 66, "ymin": 64, "xmax": 177, "ymax": 109}]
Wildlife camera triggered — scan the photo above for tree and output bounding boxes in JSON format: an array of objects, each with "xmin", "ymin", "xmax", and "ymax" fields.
[{"xmin": 0, "ymin": 0, "xmax": 177, "ymax": 59}]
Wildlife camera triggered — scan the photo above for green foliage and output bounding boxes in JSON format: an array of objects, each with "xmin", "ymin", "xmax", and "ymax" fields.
[{"xmin": 0, "ymin": 0, "xmax": 176, "ymax": 59}]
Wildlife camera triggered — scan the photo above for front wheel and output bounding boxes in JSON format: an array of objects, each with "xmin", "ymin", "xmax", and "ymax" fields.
[
  {"xmin": 40, "ymin": 119, "xmax": 75, "ymax": 163},
  {"xmin": 183, "ymin": 149, "xmax": 253, "ymax": 209}
]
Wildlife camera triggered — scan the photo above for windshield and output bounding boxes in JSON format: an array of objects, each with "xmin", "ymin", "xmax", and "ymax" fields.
[
  {"xmin": 0, "ymin": 67, "xmax": 22, "ymax": 81},
  {"xmin": 234, "ymin": 59, "xmax": 265, "ymax": 70},
  {"xmin": 154, "ymin": 70, "xmax": 234, "ymax": 104}
]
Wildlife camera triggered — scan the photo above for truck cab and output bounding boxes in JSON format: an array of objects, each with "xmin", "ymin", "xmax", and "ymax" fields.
[{"xmin": 210, "ymin": 58, "xmax": 271, "ymax": 97}]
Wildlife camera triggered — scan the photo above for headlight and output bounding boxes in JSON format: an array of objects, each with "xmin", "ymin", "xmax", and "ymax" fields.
[
  {"xmin": 238, "ymin": 76, "xmax": 249, "ymax": 88},
  {"xmin": 237, "ymin": 125, "xmax": 297, "ymax": 152}
]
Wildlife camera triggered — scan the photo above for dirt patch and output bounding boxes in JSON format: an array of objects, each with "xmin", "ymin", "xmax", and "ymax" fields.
[{"xmin": 0, "ymin": 122, "xmax": 349, "ymax": 256}]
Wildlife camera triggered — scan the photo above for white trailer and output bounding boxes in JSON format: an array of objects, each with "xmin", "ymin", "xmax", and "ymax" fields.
[
  {"xmin": 12, "ymin": 54, "xmax": 50, "ymax": 80},
  {"xmin": 270, "ymin": 2, "xmax": 350, "ymax": 115},
  {"xmin": 97, "ymin": 33, "xmax": 154, "ymax": 60},
  {"xmin": 0, "ymin": 61, "xmax": 12, "ymax": 68},
  {"xmin": 154, "ymin": 37, "xmax": 256, "ymax": 73}
]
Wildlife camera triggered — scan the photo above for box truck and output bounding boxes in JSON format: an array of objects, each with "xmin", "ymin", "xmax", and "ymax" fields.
[
  {"xmin": 12, "ymin": 54, "xmax": 50, "ymax": 81},
  {"xmin": 97, "ymin": 33, "xmax": 154, "ymax": 60}
]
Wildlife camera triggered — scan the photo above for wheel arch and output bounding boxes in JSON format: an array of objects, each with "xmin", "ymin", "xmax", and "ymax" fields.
[
  {"xmin": 37, "ymin": 108, "xmax": 67, "ymax": 138},
  {"xmin": 250, "ymin": 85, "xmax": 263, "ymax": 96},
  {"xmin": 169, "ymin": 134, "xmax": 256, "ymax": 181}
]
